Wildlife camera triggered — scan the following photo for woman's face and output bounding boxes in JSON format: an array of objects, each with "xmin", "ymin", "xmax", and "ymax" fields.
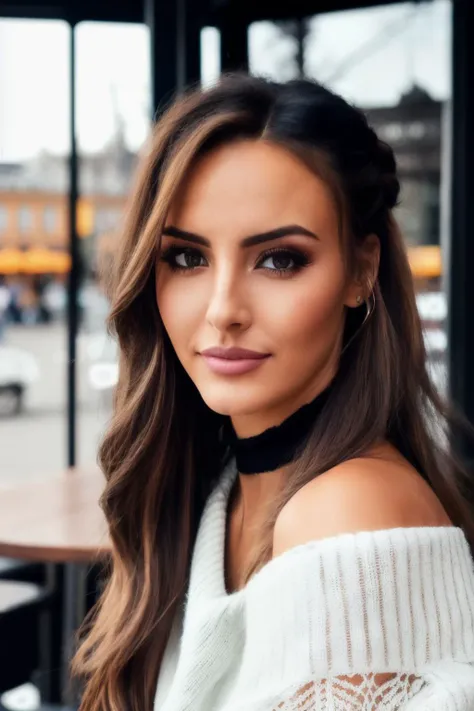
[{"xmin": 156, "ymin": 140, "xmax": 362, "ymax": 436}]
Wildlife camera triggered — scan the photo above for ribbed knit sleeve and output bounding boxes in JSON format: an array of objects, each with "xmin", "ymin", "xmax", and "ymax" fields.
[
  {"xmin": 232, "ymin": 527, "xmax": 474, "ymax": 710},
  {"xmin": 154, "ymin": 468, "xmax": 474, "ymax": 711}
]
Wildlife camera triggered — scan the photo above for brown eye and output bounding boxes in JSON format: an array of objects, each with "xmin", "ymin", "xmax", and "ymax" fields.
[
  {"xmin": 267, "ymin": 253, "xmax": 294, "ymax": 270},
  {"xmin": 176, "ymin": 249, "xmax": 205, "ymax": 269},
  {"xmin": 161, "ymin": 246, "xmax": 207, "ymax": 270},
  {"xmin": 256, "ymin": 248, "xmax": 310, "ymax": 276},
  {"xmin": 258, "ymin": 250, "xmax": 297, "ymax": 271}
]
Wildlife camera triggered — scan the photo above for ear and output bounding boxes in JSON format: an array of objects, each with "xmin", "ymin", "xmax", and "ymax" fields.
[{"xmin": 344, "ymin": 234, "xmax": 380, "ymax": 308}]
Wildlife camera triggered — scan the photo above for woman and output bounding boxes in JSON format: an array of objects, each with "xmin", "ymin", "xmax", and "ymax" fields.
[{"xmin": 73, "ymin": 75, "xmax": 474, "ymax": 710}]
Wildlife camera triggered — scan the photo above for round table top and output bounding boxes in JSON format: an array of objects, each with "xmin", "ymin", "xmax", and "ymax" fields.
[{"xmin": 0, "ymin": 469, "xmax": 111, "ymax": 563}]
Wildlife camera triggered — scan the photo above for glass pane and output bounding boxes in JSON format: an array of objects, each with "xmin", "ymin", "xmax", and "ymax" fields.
[
  {"xmin": 0, "ymin": 19, "xmax": 69, "ymax": 483},
  {"xmin": 249, "ymin": 0, "xmax": 451, "ymax": 394},
  {"xmin": 75, "ymin": 22, "xmax": 151, "ymax": 467},
  {"xmin": 201, "ymin": 26, "xmax": 221, "ymax": 87}
]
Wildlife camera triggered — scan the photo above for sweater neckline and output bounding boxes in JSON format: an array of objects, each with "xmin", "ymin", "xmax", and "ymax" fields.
[
  {"xmin": 186, "ymin": 460, "xmax": 468, "ymax": 608},
  {"xmin": 156, "ymin": 473, "xmax": 474, "ymax": 711},
  {"xmin": 188, "ymin": 460, "xmax": 239, "ymax": 604}
]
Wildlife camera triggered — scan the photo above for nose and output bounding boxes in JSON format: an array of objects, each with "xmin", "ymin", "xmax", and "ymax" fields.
[{"xmin": 205, "ymin": 269, "xmax": 252, "ymax": 334}]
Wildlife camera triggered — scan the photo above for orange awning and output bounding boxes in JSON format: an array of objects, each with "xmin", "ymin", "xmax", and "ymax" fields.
[
  {"xmin": 0, "ymin": 248, "xmax": 24, "ymax": 274},
  {"xmin": 22, "ymin": 248, "xmax": 71, "ymax": 274},
  {"xmin": 0, "ymin": 248, "xmax": 71, "ymax": 275}
]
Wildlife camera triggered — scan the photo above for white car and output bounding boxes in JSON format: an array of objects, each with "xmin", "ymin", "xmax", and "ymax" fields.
[
  {"xmin": 0, "ymin": 346, "xmax": 40, "ymax": 416},
  {"xmin": 84, "ymin": 332, "xmax": 118, "ymax": 394}
]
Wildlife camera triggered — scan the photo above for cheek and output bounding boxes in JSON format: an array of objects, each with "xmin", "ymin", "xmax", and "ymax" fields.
[
  {"xmin": 156, "ymin": 275, "xmax": 194, "ymax": 352},
  {"xmin": 259, "ymin": 268, "xmax": 347, "ymax": 351}
]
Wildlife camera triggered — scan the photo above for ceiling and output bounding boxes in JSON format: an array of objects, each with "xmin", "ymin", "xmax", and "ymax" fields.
[{"xmin": 0, "ymin": 0, "xmax": 429, "ymax": 25}]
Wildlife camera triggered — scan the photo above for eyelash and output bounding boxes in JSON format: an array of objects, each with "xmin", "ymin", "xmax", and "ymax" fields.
[{"xmin": 159, "ymin": 246, "xmax": 311, "ymax": 277}]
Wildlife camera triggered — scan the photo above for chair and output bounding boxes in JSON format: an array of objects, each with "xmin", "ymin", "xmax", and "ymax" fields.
[
  {"xmin": 0, "ymin": 581, "xmax": 47, "ymax": 695},
  {"xmin": 0, "ymin": 558, "xmax": 46, "ymax": 586},
  {"xmin": 0, "ymin": 564, "xmax": 101, "ymax": 710}
]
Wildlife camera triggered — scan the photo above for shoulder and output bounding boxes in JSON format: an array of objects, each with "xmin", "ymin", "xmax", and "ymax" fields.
[{"xmin": 273, "ymin": 448, "xmax": 453, "ymax": 558}]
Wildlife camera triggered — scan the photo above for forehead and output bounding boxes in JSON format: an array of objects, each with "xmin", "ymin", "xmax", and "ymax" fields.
[{"xmin": 166, "ymin": 140, "xmax": 338, "ymax": 237}]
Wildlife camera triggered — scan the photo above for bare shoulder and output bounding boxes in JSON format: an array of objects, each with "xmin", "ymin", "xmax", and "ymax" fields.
[{"xmin": 272, "ymin": 445, "xmax": 453, "ymax": 558}]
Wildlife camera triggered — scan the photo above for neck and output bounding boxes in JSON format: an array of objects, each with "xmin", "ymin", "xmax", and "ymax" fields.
[
  {"xmin": 224, "ymin": 382, "xmax": 334, "ymax": 477},
  {"xmin": 231, "ymin": 466, "xmax": 287, "ymax": 528},
  {"xmin": 230, "ymin": 376, "xmax": 334, "ymax": 439},
  {"xmin": 223, "ymin": 381, "xmax": 335, "ymax": 540}
]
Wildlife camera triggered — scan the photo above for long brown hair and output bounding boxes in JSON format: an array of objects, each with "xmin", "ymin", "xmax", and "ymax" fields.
[{"xmin": 73, "ymin": 74, "xmax": 474, "ymax": 711}]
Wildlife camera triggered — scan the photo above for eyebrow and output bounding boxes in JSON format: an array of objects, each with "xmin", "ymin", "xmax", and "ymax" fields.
[{"xmin": 161, "ymin": 224, "xmax": 319, "ymax": 248}]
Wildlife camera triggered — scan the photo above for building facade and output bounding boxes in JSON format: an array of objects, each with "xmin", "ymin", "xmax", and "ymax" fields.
[{"xmin": 0, "ymin": 86, "xmax": 443, "ymax": 281}]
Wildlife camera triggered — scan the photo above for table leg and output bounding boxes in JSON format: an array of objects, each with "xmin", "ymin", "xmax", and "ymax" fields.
[
  {"xmin": 37, "ymin": 563, "xmax": 64, "ymax": 704},
  {"xmin": 61, "ymin": 563, "xmax": 88, "ymax": 707}
]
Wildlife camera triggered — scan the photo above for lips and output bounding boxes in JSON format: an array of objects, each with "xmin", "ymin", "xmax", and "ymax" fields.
[
  {"xmin": 201, "ymin": 347, "xmax": 269, "ymax": 360},
  {"xmin": 200, "ymin": 347, "xmax": 271, "ymax": 375}
]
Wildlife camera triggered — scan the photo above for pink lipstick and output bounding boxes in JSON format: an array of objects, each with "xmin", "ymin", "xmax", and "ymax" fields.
[{"xmin": 200, "ymin": 347, "xmax": 271, "ymax": 375}]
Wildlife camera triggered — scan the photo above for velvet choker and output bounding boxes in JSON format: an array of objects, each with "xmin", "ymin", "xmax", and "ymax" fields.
[{"xmin": 224, "ymin": 385, "xmax": 333, "ymax": 474}]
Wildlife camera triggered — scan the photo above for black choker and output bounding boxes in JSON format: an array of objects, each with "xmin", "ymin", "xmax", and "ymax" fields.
[{"xmin": 223, "ymin": 385, "xmax": 333, "ymax": 474}]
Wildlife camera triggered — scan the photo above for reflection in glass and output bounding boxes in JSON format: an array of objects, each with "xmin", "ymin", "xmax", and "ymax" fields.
[
  {"xmin": 249, "ymin": 1, "xmax": 451, "ymax": 395},
  {"xmin": 0, "ymin": 18, "xmax": 69, "ymax": 481},
  {"xmin": 76, "ymin": 22, "xmax": 151, "ymax": 466}
]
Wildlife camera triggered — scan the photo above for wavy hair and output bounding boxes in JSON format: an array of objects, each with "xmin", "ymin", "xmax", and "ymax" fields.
[{"xmin": 72, "ymin": 74, "xmax": 474, "ymax": 711}]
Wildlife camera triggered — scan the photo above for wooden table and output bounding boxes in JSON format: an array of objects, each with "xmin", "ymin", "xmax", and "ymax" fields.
[
  {"xmin": 0, "ymin": 469, "xmax": 109, "ymax": 562},
  {"xmin": 0, "ymin": 469, "xmax": 111, "ymax": 703}
]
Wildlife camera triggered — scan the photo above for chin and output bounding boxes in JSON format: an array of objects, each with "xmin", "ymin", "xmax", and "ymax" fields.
[{"xmin": 197, "ymin": 384, "xmax": 271, "ymax": 418}]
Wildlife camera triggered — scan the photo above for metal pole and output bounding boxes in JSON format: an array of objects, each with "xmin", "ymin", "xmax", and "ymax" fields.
[
  {"xmin": 145, "ymin": 0, "xmax": 202, "ymax": 119},
  {"xmin": 220, "ymin": 11, "xmax": 249, "ymax": 73},
  {"xmin": 61, "ymin": 563, "xmax": 88, "ymax": 705},
  {"xmin": 145, "ymin": 0, "xmax": 178, "ymax": 118},
  {"xmin": 67, "ymin": 21, "xmax": 78, "ymax": 468},
  {"xmin": 448, "ymin": 0, "xmax": 474, "ymax": 470},
  {"xmin": 181, "ymin": 0, "xmax": 202, "ymax": 88}
]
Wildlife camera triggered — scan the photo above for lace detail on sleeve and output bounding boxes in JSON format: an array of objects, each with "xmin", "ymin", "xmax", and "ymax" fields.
[{"xmin": 272, "ymin": 673, "xmax": 425, "ymax": 710}]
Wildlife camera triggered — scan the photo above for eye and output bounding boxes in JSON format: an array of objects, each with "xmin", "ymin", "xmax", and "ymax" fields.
[
  {"xmin": 175, "ymin": 249, "xmax": 205, "ymax": 269},
  {"xmin": 256, "ymin": 248, "xmax": 309, "ymax": 275},
  {"xmin": 160, "ymin": 246, "xmax": 207, "ymax": 271},
  {"xmin": 260, "ymin": 252, "xmax": 295, "ymax": 271}
]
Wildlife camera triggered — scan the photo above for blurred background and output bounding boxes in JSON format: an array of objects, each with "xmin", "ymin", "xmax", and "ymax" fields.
[
  {"xmin": 0, "ymin": 0, "xmax": 472, "ymax": 709},
  {"xmin": 0, "ymin": 1, "xmax": 454, "ymax": 481}
]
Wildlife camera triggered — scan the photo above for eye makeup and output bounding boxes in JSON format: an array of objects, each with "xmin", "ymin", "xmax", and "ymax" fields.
[{"xmin": 160, "ymin": 244, "xmax": 312, "ymax": 277}]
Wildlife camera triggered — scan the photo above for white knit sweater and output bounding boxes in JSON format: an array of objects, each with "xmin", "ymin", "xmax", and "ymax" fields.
[{"xmin": 154, "ymin": 463, "xmax": 474, "ymax": 710}]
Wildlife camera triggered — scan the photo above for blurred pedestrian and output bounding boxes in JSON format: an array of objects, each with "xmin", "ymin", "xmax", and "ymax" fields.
[
  {"xmin": 0, "ymin": 279, "xmax": 11, "ymax": 342},
  {"xmin": 19, "ymin": 282, "xmax": 38, "ymax": 325}
]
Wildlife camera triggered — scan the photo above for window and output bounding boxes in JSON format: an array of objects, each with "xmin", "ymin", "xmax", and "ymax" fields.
[
  {"xmin": 0, "ymin": 17, "xmax": 69, "ymax": 484},
  {"xmin": 0, "ymin": 205, "xmax": 7, "ymax": 233},
  {"xmin": 77, "ymin": 21, "xmax": 150, "ymax": 469},
  {"xmin": 249, "ymin": 0, "xmax": 451, "ymax": 396},
  {"xmin": 43, "ymin": 205, "xmax": 56, "ymax": 233},
  {"xmin": 18, "ymin": 205, "xmax": 33, "ymax": 233}
]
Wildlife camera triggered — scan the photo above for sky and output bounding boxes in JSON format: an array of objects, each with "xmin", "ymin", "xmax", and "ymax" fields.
[{"xmin": 0, "ymin": 0, "xmax": 451, "ymax": 162}]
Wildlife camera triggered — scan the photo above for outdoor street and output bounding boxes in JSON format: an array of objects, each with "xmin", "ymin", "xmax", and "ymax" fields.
[{"xmin": 0, "ymin": 323, "xmax": 112, "ymax": 484}]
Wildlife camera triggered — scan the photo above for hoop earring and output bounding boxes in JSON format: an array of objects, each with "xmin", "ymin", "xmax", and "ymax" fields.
[
  {"xmin": 361, "ymin": 289, "xmax": 375, "ymax": 327},
  {"xmin": 341, "ymin": 284, "xmax": 376, "ymax": 356}
]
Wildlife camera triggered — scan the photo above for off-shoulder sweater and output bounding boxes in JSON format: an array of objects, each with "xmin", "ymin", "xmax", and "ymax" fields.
[{"xmin": 154, "ymin": 463, "xmax": 474, "ymax": 710}]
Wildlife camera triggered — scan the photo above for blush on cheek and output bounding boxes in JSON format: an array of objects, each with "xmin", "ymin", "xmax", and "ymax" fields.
[
  {"xmin": 268, "ymin": 288, "xmax": 346, "ymax": 387},
  {"xmin": 264, "ymin": 279, "xmax": 345, "ymax": 343},
  {"xmin": 155, "ymin": 279, "xmax": 181, "ymax": 342},
  {"xmin": 156, "ymin": 276, "xmax": 209, "ymax": 370}
]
